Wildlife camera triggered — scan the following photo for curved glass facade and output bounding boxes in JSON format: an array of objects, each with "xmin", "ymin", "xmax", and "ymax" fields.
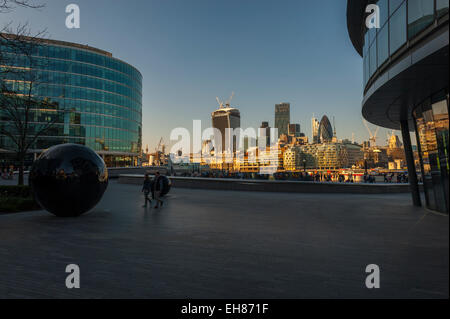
[
  {"xmin": 363, "ymin": 0, "xmax": 449, "ymax": 88},
  {"xmin": 0, "ymin": 38, "xmax": 142, "ymax": 167},
  {"xmin": 413, "ymin": 91, "xmax": 449, "ymax": 213}
]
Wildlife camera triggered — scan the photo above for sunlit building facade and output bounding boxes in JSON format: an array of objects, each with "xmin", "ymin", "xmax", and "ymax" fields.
[
  {"xmin": 318, "ymin": 115, "xmax": 334, "ymax": 143},
  {"xmin": 0, "ymin": 36, "xmax": 143, "ymax": 167},
  {"xmin": 347, "ymin": 0, "xmax": 449, "ymax": 213},
  {"xmin": 275, "ymin": 103, "xmax": 290, "ymax": 138}
]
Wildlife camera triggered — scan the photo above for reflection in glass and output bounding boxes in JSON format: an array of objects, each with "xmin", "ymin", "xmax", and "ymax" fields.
[
  {"xmin": 408, "ymin": 0, "xmax": 434, "ymax": 39},
  {"xmin": 437, "ymin": 0, "xmax": 450, "ymax": 17},
  {"xmin": 390, "ymin": 0, "xmax": 405, "ymax": 15},
  {"xmin": 377, "ymin": 24, "xmax": 389, "ymax": 67},
  {"xmin": 414, "ymin": 95, "xmax": 449, "ymax": 214},
  {"xmin": 390, "ymin": 1, "xmax": 407, "ymax": 55}
]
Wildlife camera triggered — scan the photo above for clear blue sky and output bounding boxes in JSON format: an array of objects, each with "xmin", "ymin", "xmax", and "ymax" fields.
[{"xmin": 4, "ymin": 0, "xmax": 400, "ymax": 150}]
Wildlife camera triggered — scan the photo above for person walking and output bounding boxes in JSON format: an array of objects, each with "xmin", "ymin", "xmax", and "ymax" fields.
[
  {"xmin": 153, "ymin": 171, "xmax": 164, "ymax": 209},
  {"xmin": 142, "ymin": 174, "xmax": 153, "ymax": 207}
]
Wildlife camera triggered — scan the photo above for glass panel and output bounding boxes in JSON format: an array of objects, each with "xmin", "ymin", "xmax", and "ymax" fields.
[
  {"xmin": 432, "ymin": 99, "xmax": 449, "ymax": 213},
  {"xmin": 368, "ymin": 27, "xmax": 377, "ymax": 46},
  {"xmin": 390, "ymin": 0, "xmax": 405, "ymax": 15},
  {"xmin": 415, "ymin": 97, "xmax": 449, "ymax": 214},
  {"xmin": 390, "ymin": 2, "xmax": 407, "ymax": 55},
  {"xmin": 369, "ymin": 42, "xmax": 377, "ymax": 76},
  {"xmin": 408, "ymin": 0, "xmax": 434, "ymax": 39},
  {"xmin": 364, "ymin": 53, "xmax": 370, "ymax": 86},
  {"xmin": 363, "ymin": 31, "xmax": 369, "ymax": 56},
  {"xmin": 437, "ymin": 0, "xmax": 450, "ymax": 17},
  {"xmin": 377, "ymin": 23, "xmax": 389, "ymax": 66},
  {"xmin": 378, "ymin": 0, "xmax": 389, "ymax": 27}
]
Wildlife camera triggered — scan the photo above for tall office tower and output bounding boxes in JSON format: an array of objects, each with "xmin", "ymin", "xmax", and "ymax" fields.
[
  {"xmin": 312, "ymin": 116, "xmax": 320, "ymax": 144},
  {"xmin": 318, "ymin": 115, "xmax": 333, "ymax": 143},
  {"xmin": 288, "ymin": 124, "xmax": 301, "ymax": 137},
  {"xmin": 275, "ymin": 103, "xmax": 290, "ymax": 138},
  {"xmin": 259, "ymin": 121, "xmax": 271, "ymax": 148},
  {"xmin": 211, "ymin": 98, "xmax": 241, "ymax": 154}
]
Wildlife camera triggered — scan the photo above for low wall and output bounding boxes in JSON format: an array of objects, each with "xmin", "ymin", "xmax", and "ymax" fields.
[
  {"xmin": 118, "ymin": 174, "xmax": 416, "ymax": 194},
  {"xmin": 107, "ymin": 167, "xmax": 168, "ymax": 178}
]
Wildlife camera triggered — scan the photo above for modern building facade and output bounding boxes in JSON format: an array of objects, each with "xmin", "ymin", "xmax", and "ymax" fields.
[
  {"xmin": 275, "ymin": 103, "xmax": 290, "ymax": 138},
  {"xmin": 311, "ymin": 116, "xmax": 320, "ymax": 144},
  {"xmin": 318, "ymin": 115, "xmax": 334, "ymax": 143},
  {"xmin": 0, "ymin": 35, "xmax": 142, "ymax": 167},
  {"xmin": 347, "ymin": 0, "xmax": 449, "ymax": 213},
  {"xmin": 211, "ymin": 103, "xmax": 241, "ymax": 153},
  {"xmin": 259, "ymin": 121, "xmax": 271, "ymax": 148},
  {"xmin": 288, "ymin": 123, "xmax": 302, "ymax": 137}
]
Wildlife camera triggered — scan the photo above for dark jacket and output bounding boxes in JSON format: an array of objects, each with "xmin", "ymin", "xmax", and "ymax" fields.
[
  {"xmin": 154, "ymin": 176, "xmax": 164, "ymax": 191},
  {"xmin": 142, "ymin": 179, "xmax": 153, "ymax": 193}
]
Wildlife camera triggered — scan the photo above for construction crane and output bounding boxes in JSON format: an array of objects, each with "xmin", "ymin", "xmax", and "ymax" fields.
[
  {"xmin": 156, "ymin": 137, "xmax": 164, "ymax": 153},
  {"xmin": 216, "ymin": 97, "xmax": 224, "ymax": 109},
  {"xmin": 363, "ymin": 119, "xmax": 380, "ymax": 146},
  {"xmin": 216, "ymin": 92, "xmax": 235, "ymax": 109},
  {"xmin": 225, "ymin": 92, "xmax": 234, "ymax": 107}
]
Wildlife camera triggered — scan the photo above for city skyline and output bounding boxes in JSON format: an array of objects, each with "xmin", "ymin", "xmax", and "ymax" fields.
[{"xmin": 5, "ymin": 0, "xmax": 405, "ymax": 151}]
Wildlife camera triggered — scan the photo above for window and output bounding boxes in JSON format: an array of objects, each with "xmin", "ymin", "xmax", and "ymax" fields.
[
  {"xmin": 389, "ymin": 0, "xmax": 404, "ymax": 15},
  {"xmin": 377, "ymin": 24, "xmax": 389, "ymax": 66},
  {"xmin": 437, "ymin": 0, "xmax": 449, "ymax": 17},
  {"xmin": 369, "ymin": 42, "xmax": 377, "ymax": 77},
  {"xmin": 389, "ymin": 1, "xmax": 407, "ymax": 55},
  {"xmin": 408, "ymin": 0, "xmax": 434, "ymax": 39},
  {"xmin": 378, "ymin": 0, "xmax": 389, "ymax": 27}
]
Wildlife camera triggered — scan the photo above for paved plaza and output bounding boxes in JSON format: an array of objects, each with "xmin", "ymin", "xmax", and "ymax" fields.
[{"xmin": 0, "ymin": 181, "xmax": 448, "ymax": 298}]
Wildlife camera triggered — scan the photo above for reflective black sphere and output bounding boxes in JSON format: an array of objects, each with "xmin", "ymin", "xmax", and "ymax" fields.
[{"xmin": 30, "ymin": 144, "xmax": 108, "ymax": 217}]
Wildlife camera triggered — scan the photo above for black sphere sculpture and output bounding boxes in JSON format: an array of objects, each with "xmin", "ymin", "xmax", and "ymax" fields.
[{"xmin": 30, "ymin": 144, "xmax": 108, "ymax": 217}]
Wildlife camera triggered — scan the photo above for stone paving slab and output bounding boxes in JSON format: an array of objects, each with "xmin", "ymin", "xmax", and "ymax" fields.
[{"xmin": 0, "ymin": 181, "xmax": 448, "ymax": 298}]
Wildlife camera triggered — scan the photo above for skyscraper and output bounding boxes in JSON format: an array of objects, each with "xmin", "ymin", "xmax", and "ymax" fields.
[
  {"xmin": 311, "ymin": 116, "xmax": 320, "ymax": 144},
  {"xmin": 211, "ymin": 99, "xmax": 241, "ymax": 154},
  {"xmin": 288, "ymin": 124, "xmax": 301, "ymax": 137},
  {"xmin": 259, "ymin": 121, "xmax": 271, "ymax": 148},
  {"xmin": 318, "ymin": 115, "xmax": 333, "ymax": 143},
  {"xmin": 275, "ymin": 103, "xmax": 290, "ymax": 138}
]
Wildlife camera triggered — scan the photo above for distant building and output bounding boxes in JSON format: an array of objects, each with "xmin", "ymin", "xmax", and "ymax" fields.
[
  {"xmin": 259, "ymin": 121, "xmax": 271, "ymax": 148},
  {"xmin": 288, "ymin": 124, "xmax": 301, "ymax": 137},
  {"xmin": 318, "ymin": 116, "xmax": 334, "ymax": 143},
  {"xmin": 311, "ymin": 116, "xmax": 320, "ymax": 144},
  {"xmin": 275, "ymin": 103, "xmax": 290, "ymax": 138},
  {"xmin": 211, "ymin": 104, "xmax": 241, "ymax": 154},
  {"xmin": 343, "ymin": 143, "xmax": 364, "ymax": 168},
  {"xmin": 284, "ymin": 146, "xmax": 302, "ymax": 171},
  {"xmin": 316, "ymin": 143, "xmax": 348, "ymax": 170}
]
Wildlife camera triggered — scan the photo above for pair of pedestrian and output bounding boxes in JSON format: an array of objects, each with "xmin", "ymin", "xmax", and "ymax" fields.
[{"xmin": 142, "ymin": 172, "xmax": 164, "ymax": 208}]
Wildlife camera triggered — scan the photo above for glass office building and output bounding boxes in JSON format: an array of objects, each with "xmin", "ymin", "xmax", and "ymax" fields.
[
  {"xmin": 347, "ymin": 0, "xmax": 449, "ymax": 213},
  {"xmin": 275, "ymin": 103, "xmax": 290, "ymax": 138},
  {"xmin": 0, "ymin": 36, "xmax": 142, "ymax": 167}
]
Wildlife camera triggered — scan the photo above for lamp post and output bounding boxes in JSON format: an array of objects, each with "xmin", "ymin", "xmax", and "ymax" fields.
[{"xmin": 303, "ymin": 158, "xmax": 307, "ymax": 173}]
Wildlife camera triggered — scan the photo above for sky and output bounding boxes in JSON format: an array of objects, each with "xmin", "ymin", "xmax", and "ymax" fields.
[{"xmin": 2, "ymin": 0, "xmax": 402, "ymax": 150}]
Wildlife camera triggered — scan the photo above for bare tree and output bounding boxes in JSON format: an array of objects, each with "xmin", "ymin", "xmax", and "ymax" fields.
[
  {"xmin": 1, "ymin": 25, "xmax": 58, "ymax": 186},
  {"xmin": 0, "ymin": 0, "xmax": 43, "ymax": 13},
  {"xmin": 1, "ymin": 0, "xmax": 49, "ymax": 185}
]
